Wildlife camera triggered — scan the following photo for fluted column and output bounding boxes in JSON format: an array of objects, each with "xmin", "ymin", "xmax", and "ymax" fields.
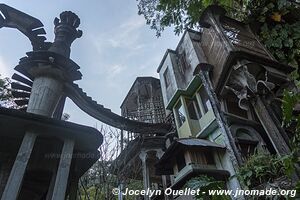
[
  {"xmin": 27, "ymin": 76, "xmax": 63, "ymax": 116},
  {"xmin": 139, "ymin": 151, "xmax": 150, "ymax": 200}
]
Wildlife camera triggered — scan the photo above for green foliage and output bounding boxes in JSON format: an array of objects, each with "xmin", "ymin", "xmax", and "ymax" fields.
[
  {"xmin": 0, "ymin": 75, "xmax": 11, "ymax": 101},
  {"xmin": 282, "ymin": 90, "xmax": 300, "ymax": 127},
  {"xmin": 236, "ymin": 152, "xmax": 287, "ymax": 189},
  {"xmin": 137, "ymin": 0, "xmax": 300, "ymax": 68},
  {"xmin": 137, "ymin": 0, "xmax": 300, "ymax": 70},
  {"xmin": 136, "ymin": 0, "xmax": 246, "ymax": 36},
  {"xmin": 124, "ymin": 180, "xmax": 144, "ymax": 200},
  {"xmin": 184, "ymin": 175, "xmax": 230, "ymax": 200},
  {"xmin": 0, "ymin": 75, "xmax": 15, "ymax": 108},
  {"xmin": 282, "ymin": 89, "xmax": 300, "ymax": 180},
  {"xmin": 247, "ymin": 0, "xmax": 300, "ymax": 68},
  {"xmin": 255, "ymin": 0, "xmax": 300, "ymax": 194},
  {"xmin": 78, "ymin": 161, "xmax": 119, "ymax": 200}
]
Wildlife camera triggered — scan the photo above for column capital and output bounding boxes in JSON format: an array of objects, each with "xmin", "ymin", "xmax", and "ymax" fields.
[
  {"xmin": 225, "ymin": 60, "xmax": 275, "ymax": 110},
  {"xmin": 155, "ymin": 149, "xmax": 164, "ymax": 159},
  {"xmin": 139, "ymin": 150, "xmax": 147, "ymax": 162}
]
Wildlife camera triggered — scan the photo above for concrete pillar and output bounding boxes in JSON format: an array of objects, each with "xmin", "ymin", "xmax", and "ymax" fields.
[
  {"xmin": 1, "ymin": 132, "xmax": 37, "ymax": 200},
  {"xmin": 155, "ymin": 149, "xmax": 169, "ymax": 200},
  {"xmin": 118, "ymin": 183, "xmax": 123, "ymax": 200},
  {"xmin": 155, "ymin": 149, "xmax": 164, "ymax": 159},
  {"xmin": 27, "ymin": 76, "xmax": 63, "ymax": 117},
  {"xmin": 139, "ymin": 151, "xmax": 150, "ymax": 200},
  {"xmin": 251, "ymin": 96, "xmax": 290, "ymax": 155},
  {"xmin": 51, "ymin": 139, "xmax": 75, "ymax": 200},
  {"xmin": 120, "ymin": 129, "xmax": 124, "ymax": 151}
]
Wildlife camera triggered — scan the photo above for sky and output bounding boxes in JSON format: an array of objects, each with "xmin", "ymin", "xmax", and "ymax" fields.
[{"xmin": 0, "ymin": 0, "xmax": 180, "ymax": 127}]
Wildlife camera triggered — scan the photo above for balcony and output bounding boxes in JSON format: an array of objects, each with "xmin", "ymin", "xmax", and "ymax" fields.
[
  {"xmin": 155, "ymin": 138, "xmax": 230, "ymax": 189},
  {"xmin": 172, "ymin": 163, "xmax": 230, "ymax": 189}
]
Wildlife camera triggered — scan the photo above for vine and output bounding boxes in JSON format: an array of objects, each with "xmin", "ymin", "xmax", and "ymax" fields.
[
  {"xmin": 246, "ymin": 0, "xmax": 300, "ymax": 68},
  {"xmin": 236, "ymin": 152, "xmax": 287, "ymax": 188}
]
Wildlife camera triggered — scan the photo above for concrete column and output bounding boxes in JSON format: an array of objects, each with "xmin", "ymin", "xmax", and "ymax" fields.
[
  {"xmin": 251, "ymin": 96, "xmax": 290, "ymax": 155},
  {"xmin": 118, "ymin": 183, "xmax": 123, "ymax": 200},
  {"xmin": 155, "ymin": 149, "xmax": 164, "ymax": 159},
  {"xmin": 120, "ymin": 129, "xmax": 124, "ymax": 151},
  {"xmin": 27, "ymin": 76, "xmax": 63, "ymax": 117},
  {"xmin": 1, "ymin": 132, "xmax": 37, "ymax": 200},
  {"xmin": 139, "ymin": 151, "xmax": 150, "ymax": 200},
  {"xmin": 51, "ymin": 139, "xmax": 75, "ymax": 200},
  {"xmin": 156, "ymin": 150, "xmax": 172, "ymax": 200}
]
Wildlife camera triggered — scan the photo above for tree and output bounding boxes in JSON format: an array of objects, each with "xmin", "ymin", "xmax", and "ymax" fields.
[
  {"xmin": 77, "ymin": 124, "xmax": 145, "ymax": 200},
  {"xmin": 136, "ymin": 0, "xmax": 248, "ymax": 36},
  {"xmin": 245, "ymin": 0, "xmax": 300, "ymax": 68},
  {"xmin": 77, "ymin": 124, "xmax": 122, "ymax": 200},
  {"xmin": 0, "ymin": 75, "xmax": 15, "ymax": 108}
]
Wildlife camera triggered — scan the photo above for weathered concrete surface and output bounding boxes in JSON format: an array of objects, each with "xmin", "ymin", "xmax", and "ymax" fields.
[
  {"xmin": 1, "ymin": 132, "xmax": 37, "ymax": 200},
  {"xmin": 27, "ymin": 76, "xmax": 63, "ymax": 117}
]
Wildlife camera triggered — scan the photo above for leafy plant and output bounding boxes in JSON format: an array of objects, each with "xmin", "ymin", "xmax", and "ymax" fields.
[
  {"xmin": 0, "ymin": 75, "xmax": 11, "ymax": 100},
  {"xmin": 136, "ymin": 0, "xmax": 248, "ymax": 36},
  {"xmin": 236, "ymin": 152, "xmax": 287, "ymax": 189},
  {"xmin": 184, "ymin": 175, "xmax": 230, "ymax": 200},
  {"xmin": 282, "ymin": 89, "xmax": 300, "ymax": 179},
  {"xmin": 0, "ymin": 75, "xmax": 15, "ymax": 108},
  {"xmin": 247, "ymin": 0, "xmax": 300, "ymax": 68}
]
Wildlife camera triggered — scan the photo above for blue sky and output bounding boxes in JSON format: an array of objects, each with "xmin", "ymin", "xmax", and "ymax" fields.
[{"xmin": 0, "ymin": 0, "xmax": 180, "ymax": 126}]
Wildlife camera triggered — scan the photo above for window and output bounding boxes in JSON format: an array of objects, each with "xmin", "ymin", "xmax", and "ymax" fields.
[
  {"xmin": 178, "ymin": 51, "xmax": 189, "ymax": 74},
  {"xmin": 175, "ymin": 101, "xmax": 186, "ymax": 127},
  {"xmin": 163, "ymin": 68, "xmax": 171, "ymax": 88},
  {"xmin": 204, "ymin": 151, "xmax": 215, "ymax": 165},
  {"xmin": 199, "ymin": 87, "xmax": 212, "ymax": 114},
  {"xmin": 238, "ymin": 141, "xmax": 257, "ymax": 161},
  {"xmin": 186, "ymin": 97, "xmax": 202, "ymax": 120},
  {"xmin": 235, "ymin": 129, "xmax": 258, "ymax": 161},
  {"xmin": 226, "ymin": 97, "xmax": 248, "ymax": 119},
  {"xmin": 190, "ymin": 150, "xmax": 215, "ymax": 165}
]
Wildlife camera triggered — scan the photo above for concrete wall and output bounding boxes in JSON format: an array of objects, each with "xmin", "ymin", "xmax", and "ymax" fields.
[
  {"xmin": 209, "ymin": 128, "xmax": 243, "ymax": 197},
  {"xmin": 159, "ymin": 52, "xmax": 179, "ymax": 109},
  {"xmin": 158, "ymin": 30, "xmax": 207, "ymax": 110}
]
